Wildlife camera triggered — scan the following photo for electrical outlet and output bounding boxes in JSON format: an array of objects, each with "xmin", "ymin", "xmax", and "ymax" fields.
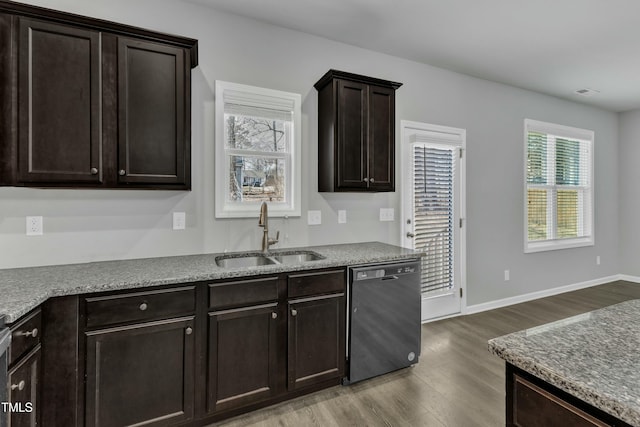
[
  {"xmin": 173, "ymin": 212, "xmax": 186, "ymax": 230},
  {"xmin": 338, "ymin": 210, "xmax": 347, "ymax": 224},
  {"xmin": 26, "ymin": 216, "xmax": 43, "ymax": 236},
  {"xmin": 379, "ymin": 208, "xmax": 395, "ymax": 222},
  {"xmin": 504, "ymin": 270, "xmax": 510, "ymax": 281},
  {"xmin": 308, "ymin": 210, "xmax": 322, "ymax": 225}
]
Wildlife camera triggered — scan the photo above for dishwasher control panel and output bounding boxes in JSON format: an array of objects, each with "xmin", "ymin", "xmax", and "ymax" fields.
[{"xmin": 354, "ymin": 263, "xmax": 418, "ymax": 281}]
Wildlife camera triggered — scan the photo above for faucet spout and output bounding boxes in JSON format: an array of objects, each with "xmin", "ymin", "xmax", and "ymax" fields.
[
  {"xmin": 258, "ymin": 202, "xmax": 278, "ymax": 253},
  {"xmin": 258, "ymin": 201, "xmax": 268, "ymax": 229}
]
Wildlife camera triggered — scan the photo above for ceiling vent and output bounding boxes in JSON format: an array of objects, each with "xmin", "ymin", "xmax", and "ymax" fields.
[{"xmin": 574, "ymin": 88, "xmax": 600, "ymax": 97}]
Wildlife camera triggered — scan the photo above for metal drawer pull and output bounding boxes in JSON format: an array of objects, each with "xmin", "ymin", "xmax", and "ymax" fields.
[
  {"xmin": 185, "ymin": 327, "xmax": 193, "ymax": 335},
  {"xmin": 119, "ymin": 169, "xmax": 126, "ymax": 176},
  {"xmin": 90, "ymin": 167, "xmax": 98, "ymax": 175},
  {"xmin": 139, "ymin": 303, "xmax": 148, "ymax": 311},
  {"xmin": 363, "ymin": 178, "xmax": 369, "ymax": 182},
  {"xmin": 11, "ymin": 381, "xmax": 25, "ymax": 391},
  {"xmin": 370, "ymin": 178, "xmax": 375, "ymax": 183},
  {"xmin": 406, "ymin": 232, "xmax": 415, "ymax": 238},
  {"xmin": 291, "ymin": 309, "xmax": 297, "ymax": 317},
  {"xmin": 272, "ymin": 312, "xmax": 277, "ymax": 319},
  {"xmin": 16, "ymin": 328, "xmax": 38, "ymax": 338}
]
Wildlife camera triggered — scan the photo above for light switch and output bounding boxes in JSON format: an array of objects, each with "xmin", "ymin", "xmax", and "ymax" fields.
[
  {"xmin": 338, "ymin": 210, "xmax": 347, "ymax": 224},
  {"xmin": 379, "ymin": 208, "xmax": 395, "ymax": 222},
  {"xmin": 173, "ymin": 212, "xmax": 186, "ymax": 230}
]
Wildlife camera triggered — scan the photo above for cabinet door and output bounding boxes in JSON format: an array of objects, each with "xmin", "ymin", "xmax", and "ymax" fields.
[
  {"xmin": 7, "ymin": 346, "xmax": 40, "ymax": 427},
  {"xmin": 367, "ymin": 85, "xmax": 395, "ymax": 191},
  {"xmin": 18, "ymin": 19, "xmax": 102, "ymax": 184},
  {"xmin": 207, "ymin": 304, "xmax": 279, "ymax": 414},
  {"xmin": 336, "ymin": 79, "xmax": 368, "ymax": 190},
  {"xmin": 288, "ymin": 294, "xmax": 345, "ymax": 391},
  {"xmin": 85, "ymin": 317, "xmax": 195, "ymax": 427},
  {"xmin": 117, "ymin": 38, "xmax": 189, "ymax": 187}
]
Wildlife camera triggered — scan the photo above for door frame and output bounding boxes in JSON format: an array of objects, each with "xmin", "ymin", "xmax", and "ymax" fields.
[{"xmin": 400, "ymin": 120, "xmax": 467, "ymax": 321}]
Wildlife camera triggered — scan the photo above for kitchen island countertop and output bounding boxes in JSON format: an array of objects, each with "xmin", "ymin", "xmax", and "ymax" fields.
[
  {"xmin": 0, "ymin": 241, "xmax": 420, "ymax": 323},
  {"xmin": 488, "ymin": 299, "xmax": 640, "ymax": 426}
]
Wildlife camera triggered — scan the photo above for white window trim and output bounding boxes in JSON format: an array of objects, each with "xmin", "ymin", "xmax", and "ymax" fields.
[
  {"xmin": 215, "ymin": 81, "xmax": 302, "ymax": 218},
  {"xmin": 523, "ymin": 119, "xmax": 595, "ymax": 253}
]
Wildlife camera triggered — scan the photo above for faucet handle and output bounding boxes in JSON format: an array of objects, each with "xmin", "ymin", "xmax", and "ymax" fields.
[{"xmin": 268, "ymin": 231, "xmax": 280, "ymax": 247}]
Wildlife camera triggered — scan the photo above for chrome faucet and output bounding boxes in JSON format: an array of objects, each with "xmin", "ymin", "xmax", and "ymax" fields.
[{"xmin": 258, "ymin": 202, "xmax": 279, "ymax": 253}]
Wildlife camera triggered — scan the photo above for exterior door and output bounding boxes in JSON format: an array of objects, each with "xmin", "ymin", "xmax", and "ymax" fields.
[{"xmin": 401, "ymin": 121, "xmax": 466, "ymax": 322}]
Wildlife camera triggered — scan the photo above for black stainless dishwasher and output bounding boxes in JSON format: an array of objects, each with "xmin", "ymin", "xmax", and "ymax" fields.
[{"xmin": 345, "ymin": 260, "xmax": 421, "ymax": 384}]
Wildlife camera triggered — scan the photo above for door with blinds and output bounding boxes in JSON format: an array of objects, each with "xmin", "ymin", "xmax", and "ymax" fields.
[{"xmin": 401, "ymin": 122, "xmax": 465, "ymax": 322}]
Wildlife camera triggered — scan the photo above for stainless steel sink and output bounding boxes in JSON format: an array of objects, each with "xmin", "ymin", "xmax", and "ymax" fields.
[
  {"xmin": 215, "ymin": 254, "xmax": 277, "ymax": 268},
  {"xmin": 273, "ymin": 251, "xmax": 324, "ymax": 264},
  {"xmin": 215, "ymin": 250, "xmax": 325, "ymax": 268}
]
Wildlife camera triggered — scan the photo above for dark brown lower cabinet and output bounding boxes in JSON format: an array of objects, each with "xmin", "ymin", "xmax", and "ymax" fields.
[
  {"xmin": 30, "ymin": 268, "xmax": 349, "ymax": 426},
  {"xmin": 507, "ymin": 364, "xmax": 631, "ymax": 427},
  {"xmin": 287, "ymin": 293, "xmax": 345, "ymax": 391},
  {"xmin": 207, "ymin": 303, "xmax": 279, "ymax": 414},
  {"xmin": 85, "ymin": 317, "xmax": 195, "ymax": 427},
  {"xmin": 7, "ymin": 345, "xmax": 40, "ymax": 427}
]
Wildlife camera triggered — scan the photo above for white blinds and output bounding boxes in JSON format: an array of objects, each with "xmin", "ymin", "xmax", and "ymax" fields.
[
  {"xmin": 413, "ymin": 144, "xmax": 455, "ymax": 294},
  {"xmin": 223, "ymin": 88, "xmax": 294, "ymax": 122},
  {"xmin": 525, "ymin": 119, "xmax": 593, "ymax": 248}
]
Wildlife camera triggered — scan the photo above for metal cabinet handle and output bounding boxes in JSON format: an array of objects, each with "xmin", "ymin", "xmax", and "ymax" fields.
[
  {"xmin": 11, "ymin": 380, "xmax": 25, "ymax": 391},
  {"xmin": 119, "ymin": 169, "xmax": 126, "ymax": 176},
  {"xmin": 139, "ymin": 303, "xmax": 148, "ymax": 311},
  {"xmin": 291, "ymin": 309, "xmax": 297, "ymax": 317},
  {"xmin": 406, "ymin": 232, "xmax": 415, "ymax": 238},
  {"xmin": 16, "ymin": 328, "xmax": 38, "ymax": 338},
  {"xmin": 90, "ymin": 167, "xmax": 98, "ymax": 175},
  {"xmin": 272, "ymin": 312, "xmax": 278, "ymax": 319},
  {"xmin": 363, "ymin": 178, "xmax": 369, "ymax": 183},
  {"xmin": 185, "ymin": 327, "xmax": 193, "ymax": 335},
  {"xmin": 370, "ymin": 178, "xmax": 375, "ymax": 183}
]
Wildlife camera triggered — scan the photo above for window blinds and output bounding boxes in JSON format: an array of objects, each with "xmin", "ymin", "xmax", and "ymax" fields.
[
  {"xmin": 526, "ymin": 122, "xmax": 592, "ymax": 246},
  {"xmin": 413, "ymin": 145, "xmax": 455, "ymax": 294}
]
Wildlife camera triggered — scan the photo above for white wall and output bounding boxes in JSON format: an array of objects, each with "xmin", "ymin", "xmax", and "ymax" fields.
[{"xmin": 0, "ymin": 0, "xmax": 620, "ymax": 306}]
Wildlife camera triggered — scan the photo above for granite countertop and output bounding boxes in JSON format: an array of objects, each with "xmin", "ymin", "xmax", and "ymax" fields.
[
  {"xmin": 0, "ymin": 241, "xmax": 420, "ymax": 323},
  {"xmin": 488, "ymin": 300, "xmax": 640, "ymax": 426}
]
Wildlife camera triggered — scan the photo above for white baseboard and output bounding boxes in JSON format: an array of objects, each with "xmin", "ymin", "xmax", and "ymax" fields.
[
  {"xmin": 617, "ymin": 274, "xmax": 640, "ymax": 283},
  {"xmin": 465, "ymin": 274, "xmax": 624, "ymax": 315}
]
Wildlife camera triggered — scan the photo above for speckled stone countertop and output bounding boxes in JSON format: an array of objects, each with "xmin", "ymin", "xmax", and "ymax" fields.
[
  {"xmin": 488, "ymin": 300, "xmax": 640, "ymax": 426},
  {"xmin": 0, "ymin": 242, "xmax": 420, "ymax": 323}
]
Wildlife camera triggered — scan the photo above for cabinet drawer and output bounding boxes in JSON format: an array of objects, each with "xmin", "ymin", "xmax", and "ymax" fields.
[
  {"xmin": 209, "ymin": 277, "xmax": 279, "ymax": 311},
  {"xmin": 8, "ymin": 309, "xmax": 42, "ymax": 367},
  {"xmin": 512, "ymin": 374, "xmax": 608, "ymax": 427},
  {"xmin": 85, "ymin": 286, "xmax": 196, "ymax": 329},
  {"xmin": 288, "ymin": 269, "xmax": 345, "ymax": 299}
]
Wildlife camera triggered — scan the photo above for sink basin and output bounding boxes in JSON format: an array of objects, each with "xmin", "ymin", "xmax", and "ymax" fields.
[
  {"xmin": 215, "ymin": 250, "xmax": 325, "ymax": 268},
  {"xmin": 215, "ymin": 254, "xmax": 277, "ymax": 268},
  {"xmin": 273, "ymin": 251, "xmax": 325, "ymax": 264}
]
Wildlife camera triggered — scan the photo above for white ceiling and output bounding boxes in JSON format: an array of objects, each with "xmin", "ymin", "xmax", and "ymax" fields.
[{"xmin": 190, "ymin": 0, "xmax": 640, "ymax": 112}]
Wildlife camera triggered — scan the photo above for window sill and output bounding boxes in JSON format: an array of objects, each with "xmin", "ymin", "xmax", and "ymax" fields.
[{"xmin": 525, "ymin": 237, "xmax": 594, "ymax": 253}]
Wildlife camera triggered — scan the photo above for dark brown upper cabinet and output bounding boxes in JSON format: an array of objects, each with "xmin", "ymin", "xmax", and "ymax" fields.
[
  {"xmin": 0, "ymin": 1, "xmax": 197, "ymax": 189},
  {"xmin": 315, "ymin": 70, "xmax": 401, "ymax": 192}
]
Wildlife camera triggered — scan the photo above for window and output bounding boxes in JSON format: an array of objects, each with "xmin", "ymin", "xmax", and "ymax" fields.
[
  {"xmin": 215, "ymin": 81, "xmax": 301, "ymax": 218},
  {"xmin": 524, "ymin": 119, "xmax": 594, "ymax": 252}
]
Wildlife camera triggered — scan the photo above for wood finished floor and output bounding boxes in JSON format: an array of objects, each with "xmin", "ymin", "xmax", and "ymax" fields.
[{"xmin": 212, "ymin": 281, "xmax": 640, "ymax": 427}]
